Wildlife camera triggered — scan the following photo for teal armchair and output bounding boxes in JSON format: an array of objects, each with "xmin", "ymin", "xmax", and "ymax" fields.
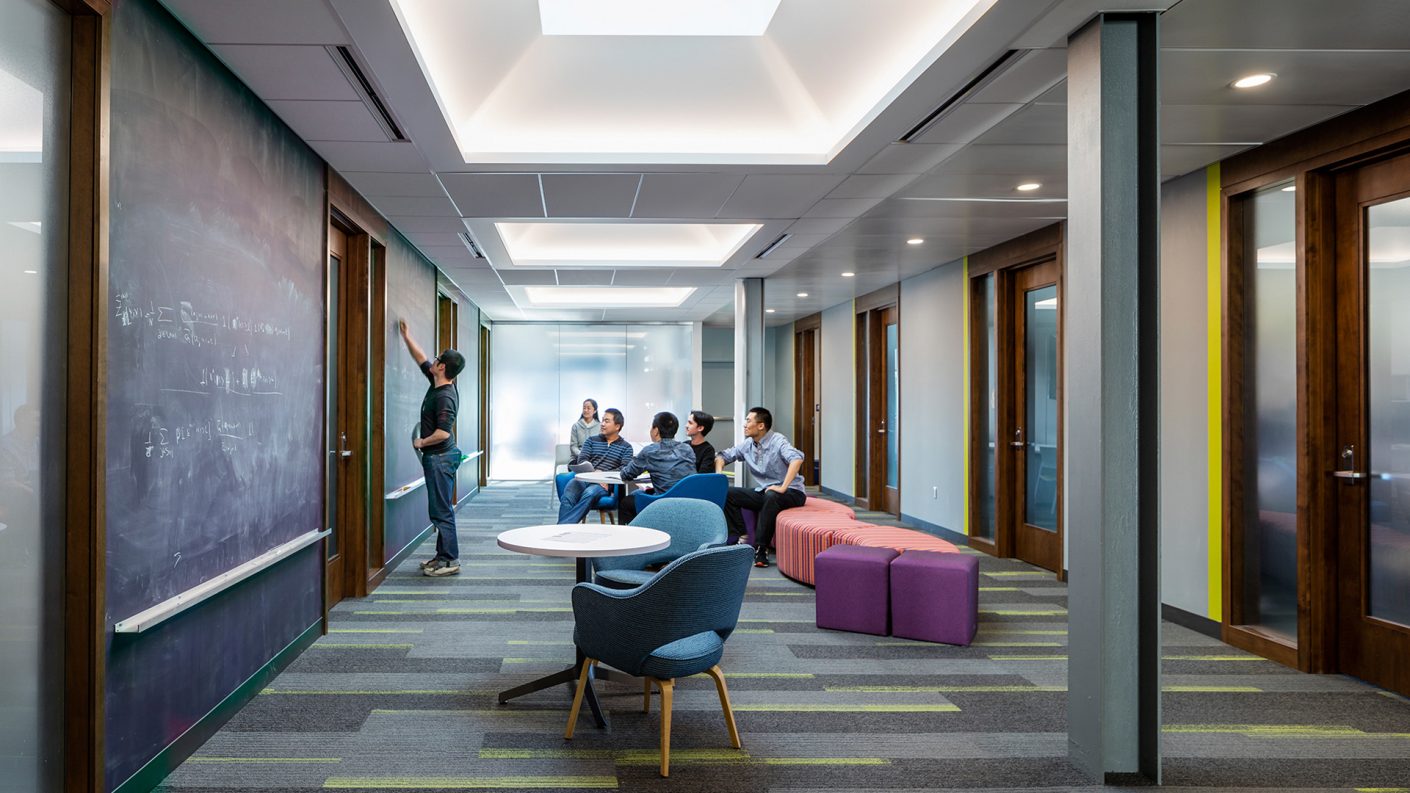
[
  {"xmin": 591, "ymin": 498, "xmax": 727, "ymax": 588},
  {"xmin": 564, "ymin": 544, "xmax": 753, "ymax": 777},
  {"xmin": 631, "ymin": 472, "xmax": 728, "ymax": 513}
]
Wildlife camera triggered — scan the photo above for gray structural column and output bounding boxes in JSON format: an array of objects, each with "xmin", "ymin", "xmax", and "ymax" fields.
[
  {"xmin": 1064, "ymin": 12, "xmax": 1161, "ymax": 784},
  {"xmin": 734, "ymin": 278, "xmax": 765, "ymax": 488}
]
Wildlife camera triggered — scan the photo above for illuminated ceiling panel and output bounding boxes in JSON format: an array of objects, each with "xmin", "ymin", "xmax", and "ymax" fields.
[{"xmin": 495, "ymin": 222, "xmax": 762, "ymax": 267}]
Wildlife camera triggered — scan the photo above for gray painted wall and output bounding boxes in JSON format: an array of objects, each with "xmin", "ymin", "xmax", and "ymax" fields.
[
  {"xmin": 1159, "ymin": 168, "xmax": 1214, "ymax": 618},
  {"xmin": 900, "ymin": 261, "xmax": 967, "ymax": 532},
  {"xmin": 768, "ymin": 325, "xmax": 796, "ymax": 440},
  {"xmin": 701, "ymin": 326, "xmax": 735, "ymax": 443},
  {"xmin": 820, "ymin": 302, "xmax": 855, "ymax": 496}
]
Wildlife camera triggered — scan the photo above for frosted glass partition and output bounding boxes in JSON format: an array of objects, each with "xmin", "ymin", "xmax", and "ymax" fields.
[
  {"xmin": 0, "ymin": 1, "xmax": 70, "ymax": 787},
  {"xmin": 491, "ymin": 324, "xmax": 694, "ymax": 479}
]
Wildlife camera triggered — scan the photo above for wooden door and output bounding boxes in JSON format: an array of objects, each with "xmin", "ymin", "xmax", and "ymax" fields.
[
  {"xmin": 325, "ymin": 219, "xmax": 372, "ymax": 607},
  {"xmin": 325, "ymin": 223, "xmax": 348, "ymax": 605},
  {"xmin": 856, "ymin": 305, "xmax": 900, "ymax": 515},
  {"xmin": 1008, "ymin": 259, "xmax": 1062, "ymax": 572},
  {"xmin": 1331, "ymin": 152, "xmax": 1410, "ymax": 696},
  {"xmin": 794, "ymin": 326, "xmax": 819, "ymax": 485}
]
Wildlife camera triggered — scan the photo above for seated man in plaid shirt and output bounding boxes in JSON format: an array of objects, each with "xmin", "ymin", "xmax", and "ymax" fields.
[{"xmin": 556, "ymin": 407, "xmax": 634, "ymax": 523}]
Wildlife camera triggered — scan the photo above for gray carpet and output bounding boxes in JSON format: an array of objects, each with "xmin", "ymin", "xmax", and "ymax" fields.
[{"xmin": 155, "ymin": 483, "xmax": 1410, "ymax": 792}]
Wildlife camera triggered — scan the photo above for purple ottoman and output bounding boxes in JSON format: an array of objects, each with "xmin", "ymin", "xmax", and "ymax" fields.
[
  {"xmin": 815, "ymin": 545, "xmax": 898, "ymax": 636},
  {"xmin": 889, "ymin": 550, "xmax": 979, "ymax": 646}
]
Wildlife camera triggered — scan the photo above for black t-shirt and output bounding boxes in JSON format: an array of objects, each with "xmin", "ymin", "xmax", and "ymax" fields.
[
  {"xmin": 418, "ymin": 360, "xmax": 458, "ymax": 456},
  {"xmin": 691, "ymin": 439, "xmax": 716, "ymax": 474}
]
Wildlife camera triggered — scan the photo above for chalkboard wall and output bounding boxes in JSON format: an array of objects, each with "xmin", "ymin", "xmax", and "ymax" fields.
[
  {"xmin": 105, "ymin": 0, "xmax": 323, "ymax": 786},
  {"xmin": 383, "ymin": 231, "xmax": 439, "ymax": 559}
]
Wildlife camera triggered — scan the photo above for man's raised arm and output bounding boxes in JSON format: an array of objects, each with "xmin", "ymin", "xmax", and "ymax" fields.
[{"xmin": 398, "ymin": 319, "xmax": 428, "ymax": 365}]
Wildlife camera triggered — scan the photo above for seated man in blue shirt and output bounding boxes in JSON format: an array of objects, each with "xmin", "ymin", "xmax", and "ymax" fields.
[
  {"xmin": 616, "ymin": 411, "xmax": 697, "ymax": 525},
  {"xmin": 557, "ymin": 408, "xmax": 634, "ymax": 523},
  {"xmin": 715, "ymin": 406, "xmax": 806, "ymax": 567}
]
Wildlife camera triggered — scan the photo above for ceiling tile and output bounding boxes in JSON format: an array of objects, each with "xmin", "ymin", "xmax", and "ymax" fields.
[
  {"xmin": 402, "ymin": 231, "xmax": 465, "ymax": 247},
  {"xmin": 858, "ymin": 143, "xmax": 963, "ymax": 174},
  {"xmin": 310, "ymin": 141, "xmax": 427, "ymax": 172},
  {"xmin": 368, "ymin": 195, "xmax": 459, "ymax": 217},
  {"xmin": 386, "ymin": 215, "xmax": 469, "ymax": 233},
  {"xmin": 970, "ymin": 103, "xmax": 1066, "ymax": 146},
  {"xmin": 1161, "ymin": 49, "xmax": 1410, "ymax": 108},
  {"xmin": 898, "ymin": 173, "xmax": 1068, "ymax": 201},
  {"xmin": 928, "ymin": 144, "xmax": 1066, "ymax": 176},
  {"xmin": 416, "ymin": 245, "xmax": 476, "ymax": 264},
  {"xmin": 788, "ymin": 217, "xmax": 854, "ymax": 236},
  {"xmin": 210, "ymin": 44, "xmax": 357, "ymax": 100},
  {"xmin": 632, "ymin": 173, "xmax": 745, "ymax": 219},
  {"xmin": 610, "ymin": 269, "xmax": 676, "ymax": 286},
  {"xmin": 970, "ymin": 48, "xmax": 1067, "ymax": 104},
  {"xmin": 667, "ymin": 270, "xmax": 734, "ymax": 286},
  {"xmin": 1161, "ymin": 0, "xmax": 1410, "ymax": 50},
  {"xmin": 266, "ymin": 100, "xmax": 386, "ymax": 142},
  {"xmin": 497, "ymin": 270, "xmax": 559, "ymax": 286},
  {"xmin": 341, "ymin": 171, "xmax": 445, "ymax": 198},
  {"xmin": 542, "ymin": 174, "xmax": 641, "ymax": 218},
  {"xmin": 1162, "ymin": 104, "xmax": 1355, "ymax": 146},
  {"xmin": 441, "ymin": 174, "xmax": 545, "ymax": 218},
  {"xmin": 828, "ymin": 174, "xmax": 919, "ymax": 199},
  {"xmin": 803, "ymin": 197, "xmax": 884, "ymax": 218},
  {"xmin": 911, "ymin": 103, "xmax": 1025, "ymax": 145},
  {"xmin": 555, "ymin": 270, "xmax": 615, "ymax": 286},
  {"xmin": 716, "ymin": 174, "xmax": 846, "ymax": 219},
  {"xmin": 1161, "ymin": 144, "xmax": 1255, "ymax": 179},
  {"xmin": 161, "ymin": 0, "xmax": 349, "ymax": 45}
]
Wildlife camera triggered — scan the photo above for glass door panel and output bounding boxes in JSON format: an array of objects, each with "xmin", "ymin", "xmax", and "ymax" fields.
[
  {"xmin": 1366, "ymin": 196, "xmax": 1410, "ymax": 628},
  {"xmin": 973, "ymin": 275, "xmax": 998, "ymax": 541},
  {"xmin": 325, "ymin": 252, "xmax": 340, "ymax": 559},
  {"xmin": 1024, "ymin": 285, "xmax": 1058, "ymax": 532},
  {"xmin": 886, "ymin": 321, "xmax": 899, "ymax": 489}
]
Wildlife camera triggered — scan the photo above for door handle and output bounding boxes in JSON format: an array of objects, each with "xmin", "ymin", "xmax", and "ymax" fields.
[
  {"xmin": 1009, "ymin": 427, "xmax": 1026, "ymax": 449},
  {"xmin": 339, "ymin": 431, "xmax": 354, "ymax": 459},
  {"xmin": 1332, "ymin": 443, "xmax": 1365, "ymax": 481}
]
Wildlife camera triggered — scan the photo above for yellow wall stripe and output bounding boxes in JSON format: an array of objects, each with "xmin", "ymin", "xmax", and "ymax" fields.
[{"xmin": 1206, "ymin": 162, "xmax": 1224, "ymax": 622}]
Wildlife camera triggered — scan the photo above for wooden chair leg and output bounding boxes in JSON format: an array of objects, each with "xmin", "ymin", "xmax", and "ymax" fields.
[
  {"xmin": 564, "ymin": 658, "xmax": 594, "ymax": 740},
  {"xmin": 643, "ymin": 677, "xmax": 652, "ymax": 713},
  {"xmin": 658, "ymin": 678, "xmax": 674, "ymax": 777},
  {"xmin": 705, "ymin": 665, "xmax": 742, "ymax": 749}
]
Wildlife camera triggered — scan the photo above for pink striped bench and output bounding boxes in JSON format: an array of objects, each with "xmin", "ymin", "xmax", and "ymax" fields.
[{"xmin": 774, "ymin": 505, "xmax": 959, "ymax": 585}]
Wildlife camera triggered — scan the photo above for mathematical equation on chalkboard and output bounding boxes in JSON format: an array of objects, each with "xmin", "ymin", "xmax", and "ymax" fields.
[
  {"xmin": 138, "ymin": 417, "xmax": 260, "ymax": 459},
  {"xmin": 114, "ymin": 292, "xmax": 293, "ymax": 343}
]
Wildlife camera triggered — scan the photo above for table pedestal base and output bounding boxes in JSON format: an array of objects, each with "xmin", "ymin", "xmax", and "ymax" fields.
[{"xmin": 497, "ymin": 663, "xmax": 631, "ymax": 728}]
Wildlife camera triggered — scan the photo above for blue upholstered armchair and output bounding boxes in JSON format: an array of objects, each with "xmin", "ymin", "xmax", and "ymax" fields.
[
  {"xmin": 564, "ymin": 544, "xmax": 753, "ymax": 777},
  {"xmin": 554, "ymin": 472, "xmax": 620, "ymax": 524},
  {"xmin": 591, "ymin": 499, "xmax": 727, "ymax": 588},
  {"xmin": 632, "ymin": 472, "xmax": 727, "ymax": 514}
]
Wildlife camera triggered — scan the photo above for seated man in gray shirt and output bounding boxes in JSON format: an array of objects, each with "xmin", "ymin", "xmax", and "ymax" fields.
[
  {"xmin": 715, "ymin": 406, "xmax": 806, "ymax": 568},
  {"xmin": 617, "ymin": 411, "xmax": 697, "ymax": 525}
]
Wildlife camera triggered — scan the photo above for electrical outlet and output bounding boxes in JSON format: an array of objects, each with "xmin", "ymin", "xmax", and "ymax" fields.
[{"xmin": 932, "ymin": 486, "xmax": 938, "ymax": 499}]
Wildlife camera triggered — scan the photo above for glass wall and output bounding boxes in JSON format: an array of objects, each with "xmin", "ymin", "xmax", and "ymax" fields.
[
  {"xmin": 1240, "ymin": 180, "xmax": 1299, "ymax": 640},
  {"xmin": 490, "ymin": 324, "xmax": 694, "ymax": 479},
  {"xmin": 0, "ymin": 1, "xmax": 70, "ymax": 788}
]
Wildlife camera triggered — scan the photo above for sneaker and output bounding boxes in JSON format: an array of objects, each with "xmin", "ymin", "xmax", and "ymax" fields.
[
  {"xmin": 419, "ymin": 557, "xmax": 437, "ymax": 569},
  {"xmin": 753, "ymin": 549, "xmax": 770, "ymax": 568},
  {"xmin": 423, "ymin": 559, "xmax": 461, "ymax": 577}
]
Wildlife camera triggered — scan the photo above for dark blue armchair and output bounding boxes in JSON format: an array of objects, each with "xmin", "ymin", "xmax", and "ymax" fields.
[
  {"xmin": 564, "ymin": 544, "xmax": 753, "ymax": 777},
  {"xmin": 591, "ymin": 499, "xmax": 728, "ymax": 588},
  {"xmin": 555, "ymin": 471, "xmax": 621, "ymax": 524},
  {"xmin": 631, "ymin": 472, "xmax": 727, "ymax": 515}
]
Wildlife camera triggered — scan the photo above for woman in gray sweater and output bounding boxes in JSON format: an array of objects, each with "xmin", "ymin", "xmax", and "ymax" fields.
[{"xmin": 569, "ymin": 398, "xmax": 600, "ymax": 460}]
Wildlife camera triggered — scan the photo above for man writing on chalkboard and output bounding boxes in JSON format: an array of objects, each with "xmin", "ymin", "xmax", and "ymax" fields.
[{"xmin": 398, "ymin": 319, "xmax": 466, "ymax": 577}]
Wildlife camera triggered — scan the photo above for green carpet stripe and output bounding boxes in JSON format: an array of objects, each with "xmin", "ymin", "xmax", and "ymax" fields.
[
  {"xmin": 311, "ymin": 643, "xmax": 413, "ymax": 649},
  {"xmin": 328, "ymin": 629, "xmax": 424, "ymax": 634},
  {"xmin": 731, "ymin": 704, "xmax": 959, "ymax": 712},
  {"xmin": 827, "ymin": 685, "xmax": 1065, "ymax": 693},
  {"xmin": 507, "ymin": 640, "xmax": 573, "ymax": 645},
  {"xmin": 1164, "ymin": 685, "xmax": 1262, "ymax": 693},
  {"xmin": 1162, "ymin": 654, "xmax": 1263, "ymax": 661},
  {"xmin": 991, "ymin": 655, "xmax": 1069, "ymax": 661},
  {"xmin": 1164, "ymin": 725, "xmax": 1410, "ymax": 738},
  {"xmin": 323, "ymin": 776, "xmax": 618, "ymax": 789},
  {"xmin": 979, "ymin": 608, "xmax": 1067, "ymax": 615},
  {"xmin": 983, "ymin": 571, "xmax": 1053, "ymax": 578},
  {"xmin": 979, "ymin": 629, "xmax": 1068, "ymax": 635},
  {"xmin": 706, "ymin": 672, "xmax": 813, "ymax": 678},
  {"xmin": 186, "ymin": 757, "xmax": 342, "ymax": 764}
]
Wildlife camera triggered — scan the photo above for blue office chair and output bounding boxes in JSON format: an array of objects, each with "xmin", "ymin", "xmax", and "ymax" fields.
[
  {"xmin": 555, "ymin": 472, "xmax": 621, "ymax": 524},
  {"xmin": 564, "ymin": 544, "xmax": 753, "ymax": 777},
  {"xmin": 592, "ymin": 499, "xmax": 728, "ymax": 588},
  {"xmin": 632, "ymin": 472, "xmax": 728, "ymax": 515}
]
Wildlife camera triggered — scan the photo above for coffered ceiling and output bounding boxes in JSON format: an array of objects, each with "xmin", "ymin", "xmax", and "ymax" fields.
[{"xmin": 159, "ymin": 0, "xmax": 1410, "ymax": 326}]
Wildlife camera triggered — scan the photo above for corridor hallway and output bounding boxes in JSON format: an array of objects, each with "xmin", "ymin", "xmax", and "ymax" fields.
[{"xmin": 157, "ymin": 484, "xmax": 1410, "ymax": 792}]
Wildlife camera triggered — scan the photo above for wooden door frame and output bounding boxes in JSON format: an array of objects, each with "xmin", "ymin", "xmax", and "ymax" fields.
[
  {"xmin": 854, "ymin": 286, "xmax": 899, "ymax": 513},
  {"xmin": 1219, "ymin": 88, "xmax": 1410, "ymax": 674},
  {"xmin": 479, "ymin": 321, "xmax": 491, "ymax": 487},
  {"xmin": 60, "ymin": 1, "xmax": 112, "ymax": 789},
  {"xmin": 966, "ymin": 224, "xmax": 1065, "ymax": 566},
  {"xmin": 794, "ymin": 313, "xmax": 821, "ymax": 486}
]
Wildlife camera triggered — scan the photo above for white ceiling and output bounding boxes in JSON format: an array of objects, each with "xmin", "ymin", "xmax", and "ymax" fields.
[{"xmin": 158, "ymin": 0, "xmax": 1410, "ymax": 326}]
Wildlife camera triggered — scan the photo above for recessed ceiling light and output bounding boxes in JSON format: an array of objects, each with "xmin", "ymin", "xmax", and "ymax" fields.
[
  {"xmin": 841, "ymin": 272, "xmax": 855, "ymax": 278},
  {"xmin": 1016, "ymin": 182, "xmax": 1041, "ymax": 192},
  {"xmin": 907, "ymin": 238, "xmax": 924, "ymax": 245},
  {"xmin": 496, "ymin": 222, "xmax": 761, "ymax": 268},
  {"xmin": 538, "ymin": 0, "xmax": 782, "ymax": 36},
  {"xmin": 1232, "ymin": 73, "xmax": 1274, "ymax": 89},
  {"xmin": 765, "ymin": 308, "xmax": 776, "ymax": 313},
  {"xmin": 797, "ymin": 292, "xmax": 809, "ymax": 298},
  {"xmin": 1281, "ymin": 184, "xmax": 1296, "ymax": 192},
  {"xmin": 522, "ymin": 286, "xmax": 695, "ymax": 308},
  {"xmin": 23, "ymin": 269, "xmax": 38, "ymax": 274}
]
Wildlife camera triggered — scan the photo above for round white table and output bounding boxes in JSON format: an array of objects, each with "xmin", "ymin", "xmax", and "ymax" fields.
[
  {"xmin": 495, "ymin": 523, "xmax": 670, "ymax": 727},
  {"xmin": 574, "ymin": 469, "xmax": 652, "ymax": 492}
]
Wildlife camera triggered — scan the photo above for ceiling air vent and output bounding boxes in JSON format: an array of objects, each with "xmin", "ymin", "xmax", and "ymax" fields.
[
  {"xmin": 754, "ymin": 233, "xmax": 792, "ymax": 259},
  {"xmin": 458, "ymin": 232, "xmax": 486, "ymax": 259},
  {"xmin": 900, "ymin": 49, "xmax": 1020, "ymax": 143},
  {"xmin": 327, "ymin": 45, "xmax": 407, "ymax": 142}
]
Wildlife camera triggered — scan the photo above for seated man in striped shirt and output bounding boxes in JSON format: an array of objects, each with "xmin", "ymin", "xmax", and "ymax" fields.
[{"xmin": 557, "ymin": 407, "xmax": 634, "ymax": 523}]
